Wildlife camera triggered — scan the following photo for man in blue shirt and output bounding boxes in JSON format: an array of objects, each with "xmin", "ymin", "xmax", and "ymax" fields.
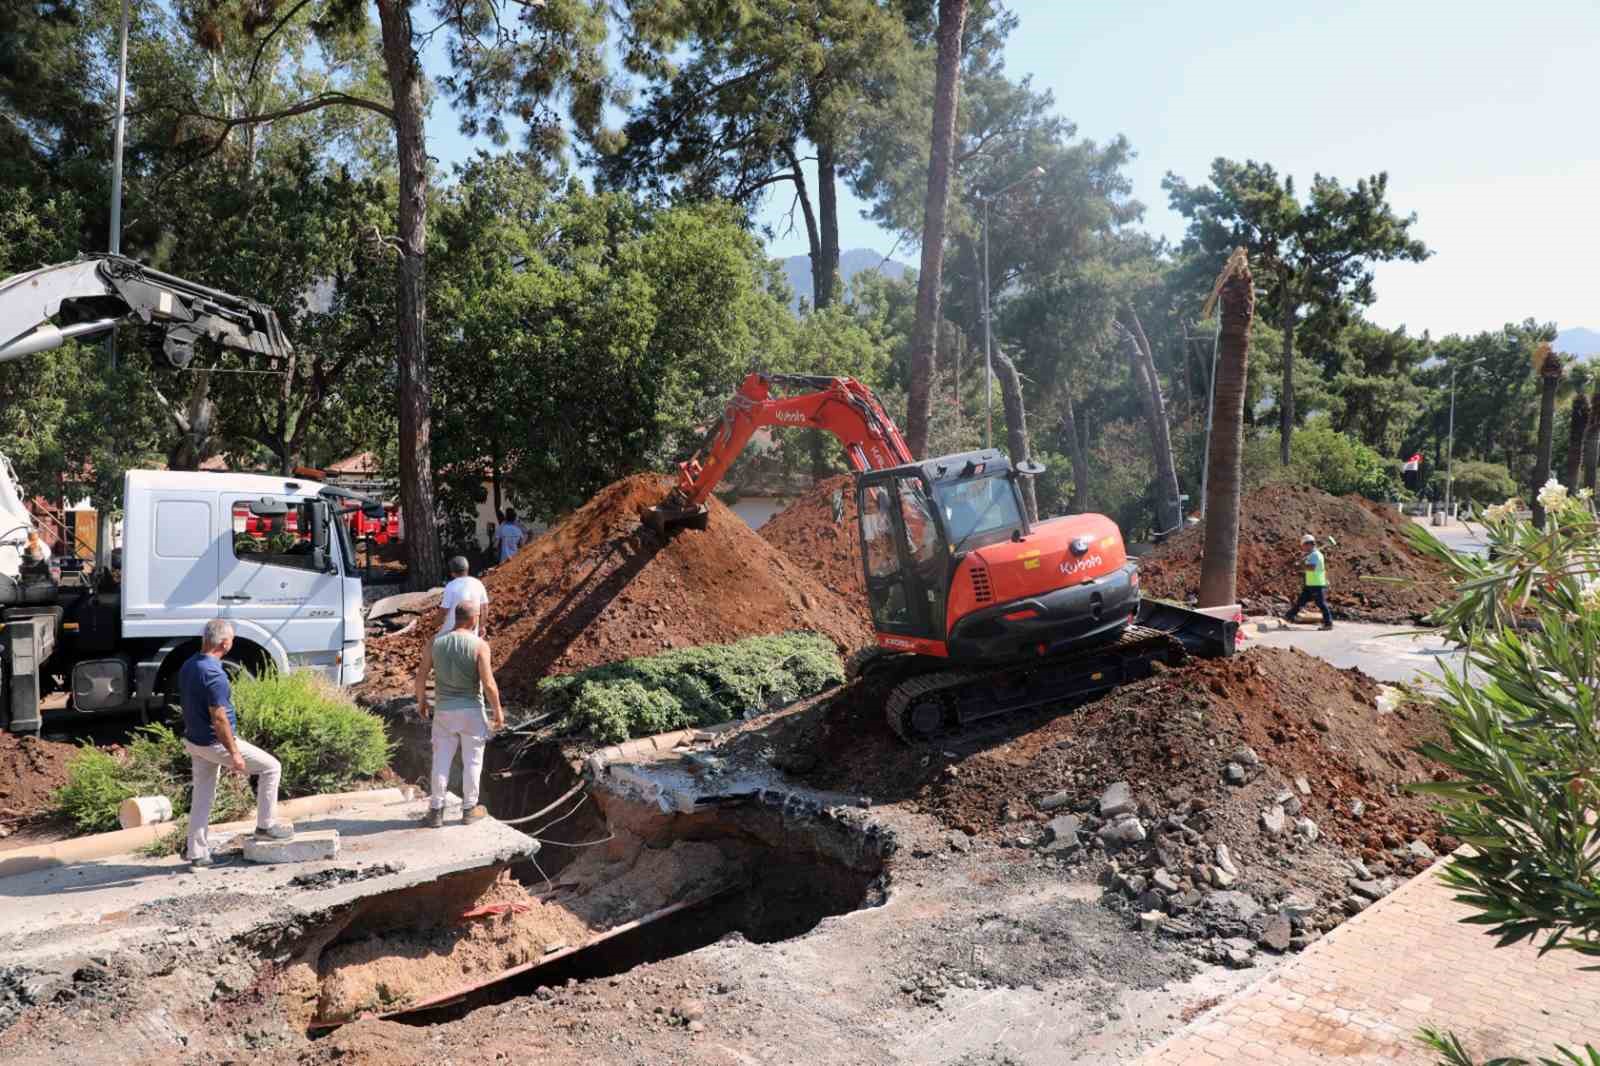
[{"xmin": 179, "ymin": 619, "xmax": 293, "ymax": 866}]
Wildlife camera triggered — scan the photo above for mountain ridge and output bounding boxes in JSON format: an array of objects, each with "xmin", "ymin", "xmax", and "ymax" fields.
[{"xmin": 779, "ymin": 248, "xmax": 911, "ymax": 310}]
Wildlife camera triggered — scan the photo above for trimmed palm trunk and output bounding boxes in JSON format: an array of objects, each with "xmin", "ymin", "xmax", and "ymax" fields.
[
  {"xmin": 992, "ymin": 350, "xmax": 1036, "ymax": 521},
  {"xmin": 1584, "ymin": 387, "xmax": 1600, "ymax": 492},
  {"xmin": 1199, "ymin": 251, "xmax": 1254, "ymax": 608},
  {"xmin": 904, "ymin": 0, "xmax": 967, "ymax": 459},
  {"xmin": 378, "ymin": 0, "xmax": 442, "ymax": 589},
  {"xmin": 1564, "ymin": 395, "xmax": 1589, "ymax": 490},
  {"xmin": 1530, "ymin": 346, "xmax": 1563, "ymax": 530},
  {"xmin": 1121, "ymin": 312, "xmax": 1182, "ymax": 531}
]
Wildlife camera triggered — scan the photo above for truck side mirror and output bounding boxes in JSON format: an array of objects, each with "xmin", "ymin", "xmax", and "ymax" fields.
[
  {"xmin": 248, "ymin": 497, "xmax": 289, "ymax": 517},
  {"xmin": 309, "ymin": 502, "xmax": 334, "ymax": 572}
]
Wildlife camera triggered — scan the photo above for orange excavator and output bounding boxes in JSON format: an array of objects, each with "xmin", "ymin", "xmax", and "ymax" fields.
[{"xmin": 646, "ymin": 373, "xmax": 1235, "ymax": 741}]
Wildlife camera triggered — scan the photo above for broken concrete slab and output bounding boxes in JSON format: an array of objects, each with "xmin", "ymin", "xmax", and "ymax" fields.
[
  {"xmin": 1098, "ymin": 781, "xmax": 1136, "ymax": 819},
  {"xmin": 0, "ymin": 791, "xmax": 536, "ymax": 971},
  {"xmin": 242, "ymin": 829, "xmax": 341, "ymax": 864}
]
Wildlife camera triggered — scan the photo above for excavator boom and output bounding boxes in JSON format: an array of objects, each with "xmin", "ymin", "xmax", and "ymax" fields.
[
  {"xmin": 645, "ymin": 372, "xmax": 913, "ymax": 532},
  {"xmin": 0, "ymin": 254, "xmax": 292, "ymax": 369}
]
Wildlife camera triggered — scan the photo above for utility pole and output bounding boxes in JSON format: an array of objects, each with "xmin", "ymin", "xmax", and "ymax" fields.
[
  {"xmin": 108, "ymin": 0, "xmax": 130, "ymax": 367},
  {"xmin": 1444, "ymin": 355, "xmax": 1486, "ymax": 522},
  {"xmin": 979, "ymin": 166, "xmax": 1044, "ymax": 449},
  {"xmin": 1197, "ymin": 318, "xmax": 1221, "ymax": 518}
]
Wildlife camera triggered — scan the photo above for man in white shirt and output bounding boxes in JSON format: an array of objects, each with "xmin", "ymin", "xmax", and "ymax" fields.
[
  {"xmin": 438, "ymin": 556, "xmax": 489, "ymax": 637},
  {"xmin": 495, "ymin": 508, "xmax": 526, "ymax": 564}
]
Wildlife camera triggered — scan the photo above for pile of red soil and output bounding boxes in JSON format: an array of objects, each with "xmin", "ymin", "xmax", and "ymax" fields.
[
  {"xmin": 744, "ymin": 646, "xmax": 1451, "ymax": 863},
  {"xmin": 757, "ymin": 475, "xmax": 867, "ymax": 610},
  {"xmin": 362, "ymin": 475, "xmax": 874, "ymax": 701},
  {"xmin": 922, "ymin": 648, "xmax": 1452, "ymax": 860},
  {"xmin": 0, "ymin": 732, "xmax": 76, "ymax": 822},
  {"xmin": 1137, "ymin": 484, "xmax": 1455, "ymax": 622}
]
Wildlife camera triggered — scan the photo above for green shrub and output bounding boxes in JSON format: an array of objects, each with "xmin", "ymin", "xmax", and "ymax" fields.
[
  {"xmin": 234, "ymin": 671, "xmax": 392, "ymax": 795},
  {"xmin": 537, "ymin": 631, "xmax": 845, "ymax": 743},
  {"xmin": 1425, "ymin": 459, "xmax": 1517, "ymax": 509},
  {"xmin": 53, "ymin": 670, "xmax": 391, "ymax": 835},
  {"xmin": 1287, "ymin": 425, "xmax": 1399, "ymax": 500}
]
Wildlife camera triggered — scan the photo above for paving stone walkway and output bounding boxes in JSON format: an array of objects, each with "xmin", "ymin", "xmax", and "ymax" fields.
[{"xmin": 1137, "ymin": 856, "xmax": 1598, "ymax": 1064}]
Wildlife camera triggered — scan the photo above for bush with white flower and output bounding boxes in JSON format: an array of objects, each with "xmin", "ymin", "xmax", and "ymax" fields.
[{"xmin": 1406, "ymin": 489, "xmax": 1600, "ymax": 1064}]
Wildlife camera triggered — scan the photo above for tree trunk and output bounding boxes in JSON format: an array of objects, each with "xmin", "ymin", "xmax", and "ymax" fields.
[
  {"xmin": 903, "ymin": 0, "xmax": 967, "ymax": 460},
  {"xmin": 1060, "ymin": 395, "xmax": 1088, "ymax": 513},
  {"xmin": 814, "ymin": 136, "xmax": 840, "ymax": 310},
  {"xmin": 1199, "ymin": 253, "xmax": 1254, "ymax": 608},
  {"xmin": 1584, "ymin": 387, "xmax": 1600, "ymax": 491},
  {"xmin": 992, "ymin": 350, "xmax": 1036, "ymax": 521},
  {"xmin": 378, "ymin": 0, "xmax": 442, "ymax": 590},
  {"xmin": 1122, "ymin": 312, "xmax": 1182, "ymax": 531},
  {"xmin": 1278, "ymin": 305, "xmax": 1295, "ymax": 466},
  {"xmin": 1564, "ymin": 395, "xmax": 1589, "ymax": 490},
  {"xmin": 1531, "ymin": 357, "xmax": 1561, "ymax": 529}
]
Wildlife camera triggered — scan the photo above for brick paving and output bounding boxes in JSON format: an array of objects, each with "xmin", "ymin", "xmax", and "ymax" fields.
[{"xmin": 1137, "ymin": 857, "xmax": 1598, "ymax": 1064}]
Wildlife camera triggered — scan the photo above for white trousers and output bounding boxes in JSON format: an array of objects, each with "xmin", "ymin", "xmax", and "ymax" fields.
[
  {"xmin": 430, "ymin": 709, "xmax": 488, "ymax": 811},
  {"xmin": 185, "ymin": 737, "xmax": 281, "ymax": 861}
]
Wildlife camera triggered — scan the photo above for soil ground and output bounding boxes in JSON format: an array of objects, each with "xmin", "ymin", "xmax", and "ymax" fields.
[
  {"xmin": 362, "ymin": 474, "xmax": 873, "ymax": 701},
  {"xmin": 1137, "ymin": 484, "xmax": 1455, "ymax": 622},
  {"xmin": 757, "ymin": 474, "xmax": 869, "ymax": 615}
]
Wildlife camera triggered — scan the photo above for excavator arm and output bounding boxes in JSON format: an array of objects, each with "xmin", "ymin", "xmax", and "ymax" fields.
[
  {"xmin": 645, "ymin": 372, "xmax": 914, "ymax": 532},
  {"xmin": 0, "ymin": 254, "xmax": 292, "ymax": 369}
]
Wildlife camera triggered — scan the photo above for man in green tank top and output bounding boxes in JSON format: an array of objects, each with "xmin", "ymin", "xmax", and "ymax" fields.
[
  {"xmin": 415, "ymin": 598, "xmax": 505, "ymax": 827},
  {"xmin": 1283, "ymin": 532, "xmax": 1334, "ymax": 630}
]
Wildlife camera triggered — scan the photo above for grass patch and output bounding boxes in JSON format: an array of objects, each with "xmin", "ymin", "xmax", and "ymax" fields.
[
  {"xmin": 536, "ymin": 631, "xmax": 844, "ymax": 743},
  {"xmin": 53, "ymin": 670, "xmax": 392, "ymax": 834}
]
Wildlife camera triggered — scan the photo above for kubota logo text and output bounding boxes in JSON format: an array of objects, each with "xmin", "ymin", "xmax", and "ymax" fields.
[
  {"xmin": 775, "ymin": 410, "xmax": 808, "ymax": 424},
  {"xmin": 1059, "ymin": 553, "xmax": 1103, "ymax": 576}
]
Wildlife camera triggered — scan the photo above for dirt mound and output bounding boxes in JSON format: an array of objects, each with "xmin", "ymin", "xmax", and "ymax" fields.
[
  {"xmin": 362, "ymin": 475, "xmax": 874, "ymax": 701},
  {"xmin": 922, "ymin": 648, "xmax": 1450, "ymax": 857},
  {"xmin": 758, "ymin": 475, "xmax": 868, "ymax": 609},
  {"xmin": 1136, "ymin": 484, "xmax": 1454, "ymax": 622},
  {"xmin": 0, "ymin": 733, "xmax": 76, "ymax": 823}
]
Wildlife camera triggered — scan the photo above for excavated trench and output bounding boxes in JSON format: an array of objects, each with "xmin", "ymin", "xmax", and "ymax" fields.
[{"xmin": 266, "ymin": 736, "xmax": 891, "ymax": 1034}]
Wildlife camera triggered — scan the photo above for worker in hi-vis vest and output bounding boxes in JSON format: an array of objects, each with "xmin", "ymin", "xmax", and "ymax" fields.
[{"xmin": 1283, "ymin": 533, "xmax": 1334, "ymax": 630}]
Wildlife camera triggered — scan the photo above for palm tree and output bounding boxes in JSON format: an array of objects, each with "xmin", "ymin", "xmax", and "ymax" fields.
[
  {"xmin": 1565, "ymin": 389, "xmax": 1590, "ymax": 491},
  {"xmin": 904, "ymin": 0, "xmax": 968, "ymax": 459},
  {"xmin": 1530, "ymin": 342, "xmax": 1565, "ymax": 529},
  {"xmin": 1198, "ymin": 249, "xmax": 1254, "ymax": 607},
  {"xmin": 1584, "ymin": 385, "xmax": 1600, "ymax": 492}
]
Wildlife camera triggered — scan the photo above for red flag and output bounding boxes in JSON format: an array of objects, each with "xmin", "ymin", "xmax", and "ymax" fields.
[{"xmin": 1402, "ymin": 453, "xmax": 1422, "ymax": 472}]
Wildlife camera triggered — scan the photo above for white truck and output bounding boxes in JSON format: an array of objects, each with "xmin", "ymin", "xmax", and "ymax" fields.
[{"xmin": 0, "ymin": 254, "xmax": 375, "ymax": 733}]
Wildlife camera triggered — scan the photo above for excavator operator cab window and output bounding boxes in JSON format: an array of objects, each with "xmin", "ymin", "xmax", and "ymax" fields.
[{"xmin": 938, "ymin": 475, "xmax": 1023, "ymax": 549}]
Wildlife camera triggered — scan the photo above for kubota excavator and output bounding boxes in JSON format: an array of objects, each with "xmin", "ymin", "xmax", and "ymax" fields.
[{"xmin": 646, "ymin": 372, "xmax": 1236, "ymax": 741}]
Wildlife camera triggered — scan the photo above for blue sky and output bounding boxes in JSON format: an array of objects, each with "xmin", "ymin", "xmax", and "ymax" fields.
[{"xmin": 428, "ymin": 1, "xmax": 1598, "ymax": 337}]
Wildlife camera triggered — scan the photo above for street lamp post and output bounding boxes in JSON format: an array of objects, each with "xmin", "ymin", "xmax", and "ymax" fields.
[
  {"xmin": 1444, "ymin": 355, "xmax": 1487, "ymax": 522},
  {"xmin": 979, "ymin": 166, "xmax": 1045, "ymax": 449},
  {"xmin": 107, "ymin": 0, "xmax": 130, "ymax": 368}
]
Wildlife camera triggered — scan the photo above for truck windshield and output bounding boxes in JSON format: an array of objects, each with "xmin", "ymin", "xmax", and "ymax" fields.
[{"xmin": 936, "ymin": 476, "xmax": 1022, "ymax": 547}]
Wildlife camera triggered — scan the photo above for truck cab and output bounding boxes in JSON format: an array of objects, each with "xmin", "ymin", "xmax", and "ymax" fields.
[{"xmin": 1, "ymin": 469, "xmax": 368, "ymax": 733}]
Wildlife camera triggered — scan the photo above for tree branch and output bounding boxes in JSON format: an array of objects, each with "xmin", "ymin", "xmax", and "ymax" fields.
[
  {"xmin": 184, "ymin": 91, "xmax": 396, "ymax": 126},
  {"xmin": 246, "ymin": 0, "xmax": 318, "ymax": 85}
]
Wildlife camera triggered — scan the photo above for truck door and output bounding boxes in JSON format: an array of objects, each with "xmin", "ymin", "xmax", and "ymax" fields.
[
  {"xmin": 121, "ymin": 489, "xmax": 221, "ymax": 638},
  {"xmin": 218, "ymin": 495, "xmax": 342, "ymax": 677}
]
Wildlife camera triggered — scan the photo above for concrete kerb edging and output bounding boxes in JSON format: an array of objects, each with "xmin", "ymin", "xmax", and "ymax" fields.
[
  {"xmin": 0, "ymin": 787, "xmax": 413, "ymax": 880},
  {"xmin": 1134, "ymin": 854, "xmax": 1455, "ymax": 1061},
  {"xmin": 587, "ymin": 721, "xmax": 741, "ymax": 774}
]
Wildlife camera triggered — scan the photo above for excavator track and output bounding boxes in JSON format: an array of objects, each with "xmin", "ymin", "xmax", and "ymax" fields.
[{"xmin": 883, "ymin": 624, "xmax": 1189, "ymax": 743}]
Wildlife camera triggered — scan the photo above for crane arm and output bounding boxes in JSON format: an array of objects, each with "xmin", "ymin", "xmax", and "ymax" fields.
[
  {"xmin": 649, "ymin": 372, "xmax": 913, "ymax": 531},
  {"xmin": 0, "ymin": 253, "xmax": 292, "ymax": 368}
]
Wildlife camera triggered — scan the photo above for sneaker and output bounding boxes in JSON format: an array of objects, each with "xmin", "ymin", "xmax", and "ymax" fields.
[
  {"xmin": 1319, "ymin": 622, "xmax": 1334, "ymax": 631},
  {"xmin": 425, "ymin": 807, "xmax": 446, "ymax": 828},
  {"xmin": 253, "ymin": 823, "xmax": 295, "ymax": 841},
  {"xmin": 189, "ymin": 854, "xmax": 215, "ymax": 868},
  {"xmin": 462, "ymin": 804, "xmax": 489, "ymax": 825}
]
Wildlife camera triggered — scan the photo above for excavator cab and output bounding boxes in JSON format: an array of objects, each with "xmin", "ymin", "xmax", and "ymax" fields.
[{"xmin": 857, "ymin": 450, "xmax": 1026, "ymax": 652}]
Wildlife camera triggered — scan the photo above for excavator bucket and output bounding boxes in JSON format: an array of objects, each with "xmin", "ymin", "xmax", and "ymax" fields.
[{"xmin": 641, "ymin": 501, "xmax": 710, "ymax": 536}]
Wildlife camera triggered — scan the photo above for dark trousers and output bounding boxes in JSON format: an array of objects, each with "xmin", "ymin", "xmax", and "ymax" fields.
[{"xmin": 1288, "ymin": 585, "xmax": 1332, "ymax": 625}]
